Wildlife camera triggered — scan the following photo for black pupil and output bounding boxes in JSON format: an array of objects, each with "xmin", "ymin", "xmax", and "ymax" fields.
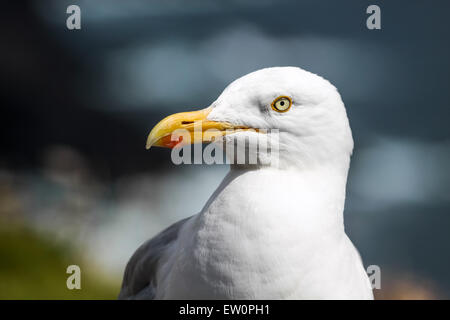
[{"xmin": 280, "ymin": 101, "xmax": 285, "ymax": 106}]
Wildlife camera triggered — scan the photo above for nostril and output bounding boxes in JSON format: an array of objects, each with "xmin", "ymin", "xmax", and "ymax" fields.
[{"xmin": 181, "ymin": 121, "xmax": 194, "ymax": 125}]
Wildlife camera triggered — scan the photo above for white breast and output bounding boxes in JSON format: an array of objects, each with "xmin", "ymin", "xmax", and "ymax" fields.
[{"xmin": 154, "ymin": 167, "xmax": 373, "ymax": 299}]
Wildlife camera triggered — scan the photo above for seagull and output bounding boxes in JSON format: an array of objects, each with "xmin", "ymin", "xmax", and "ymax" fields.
[{"xmin": 119, "ymin": 66, "xmax": 374, "ymax": 300}]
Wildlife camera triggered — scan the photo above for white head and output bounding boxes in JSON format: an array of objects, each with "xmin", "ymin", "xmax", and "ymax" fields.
[
  {"xmin": 147, "ymin": 67, "xmax": 353, "ymax": 172},
  {"xmin": 209, "ymin": 67, "xmax": 353, "ymax": 171}
]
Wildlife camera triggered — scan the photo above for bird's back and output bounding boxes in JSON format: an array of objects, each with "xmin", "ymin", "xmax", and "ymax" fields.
[{"xmin": 118, "ymin": 216, "xmax": 192, "ymax": 299}]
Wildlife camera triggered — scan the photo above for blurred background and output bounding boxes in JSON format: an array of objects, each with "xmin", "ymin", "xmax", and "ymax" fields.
[{"xmin": 1, "ymin": 0, "xmax": 449, "ymax": 299}]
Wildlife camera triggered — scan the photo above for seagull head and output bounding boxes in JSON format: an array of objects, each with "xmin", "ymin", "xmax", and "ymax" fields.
[{"xmin": 146, "ymin": 67, "xmax": 353, "ymax": 170}]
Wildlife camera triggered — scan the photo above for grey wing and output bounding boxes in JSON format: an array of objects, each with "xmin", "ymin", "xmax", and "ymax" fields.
[{"xmin": 118, "ymin": 216, "xmax": 193, "ymax": 300}]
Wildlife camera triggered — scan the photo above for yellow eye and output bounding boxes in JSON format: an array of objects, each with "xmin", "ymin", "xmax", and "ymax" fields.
[{"xmin": 271, "ymin": 96, "xmax": 292, "ymax": 112}]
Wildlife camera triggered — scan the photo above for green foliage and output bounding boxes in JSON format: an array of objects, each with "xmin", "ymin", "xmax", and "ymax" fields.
[{"xmin": 0, "ymin": 225, "xmax": 119, "ymax": 299}]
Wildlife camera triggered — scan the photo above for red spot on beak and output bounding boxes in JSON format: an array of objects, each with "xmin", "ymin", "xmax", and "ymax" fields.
[{"xmin": 161, "ymin": 135, "xmax": 183, "ymax": 148}]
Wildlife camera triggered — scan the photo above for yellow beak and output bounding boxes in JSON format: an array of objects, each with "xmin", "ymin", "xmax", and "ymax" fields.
[{"xmin": 146, "ymin": 107, "xmax": 250, "ymax": 149}]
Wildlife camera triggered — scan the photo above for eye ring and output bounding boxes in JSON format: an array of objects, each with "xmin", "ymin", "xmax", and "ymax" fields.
[{"xmin": 271, "ymin": 96, "xmax": 292, "ymax": 113}]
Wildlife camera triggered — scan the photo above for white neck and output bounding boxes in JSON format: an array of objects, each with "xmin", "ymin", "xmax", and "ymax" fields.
[
  {"xmin": 200, "ymin": 163, "xmax": 349, "ymax": 238},
  {"xmin": 180, "ymin": 163, "xmax": 355, "ymax": 299}
]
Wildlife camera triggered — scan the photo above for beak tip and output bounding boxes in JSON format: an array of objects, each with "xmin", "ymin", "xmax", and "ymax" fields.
[{"xmin": 146, "ymin": 134, "xmax": 154, "ymax": 150}]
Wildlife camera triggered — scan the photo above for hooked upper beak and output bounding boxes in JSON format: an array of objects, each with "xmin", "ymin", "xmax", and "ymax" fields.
[{"xmin": 146, "ymin": 107, "xmax": 250, "ymax": 149}]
